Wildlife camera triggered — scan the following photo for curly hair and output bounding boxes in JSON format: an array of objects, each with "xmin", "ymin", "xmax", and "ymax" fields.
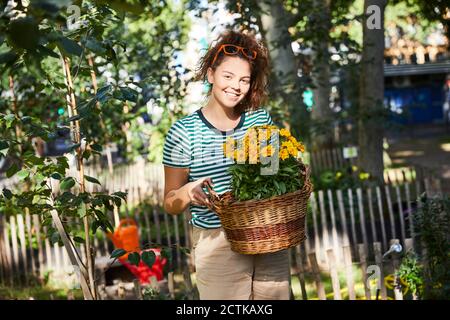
[{"xmin": 194, "ymin": 29, "xmax": 270, "ymax": 114}]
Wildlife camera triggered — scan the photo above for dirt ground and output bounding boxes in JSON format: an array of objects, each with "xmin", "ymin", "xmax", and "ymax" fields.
[{"xmin": 386, "ymin": 123, "xmax": 450, "ymax": 193}]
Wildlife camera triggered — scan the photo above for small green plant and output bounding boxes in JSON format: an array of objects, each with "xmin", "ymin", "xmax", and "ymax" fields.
[
  {"xmin": 142, "ymin": 286, "xmax": 169, "ymax": 300},
  {"xmin": 311, "ymin": 165, "xmax": 375, "ymax": 191},
  {"xmin": 396, "ymin": 251, "xmax": 424, "ymax": 299},
  {"xmin": 414, "ymin": 193, "xmax": 450, "ymax": 299}
]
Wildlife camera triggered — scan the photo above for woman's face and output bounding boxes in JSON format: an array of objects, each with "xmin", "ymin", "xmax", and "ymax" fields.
[{"xmin": 207, "ymin": 56, "xmax": 251, "ymax": 110}]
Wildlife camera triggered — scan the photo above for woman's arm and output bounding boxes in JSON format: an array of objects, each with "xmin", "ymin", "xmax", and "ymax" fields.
[{"xmin": 163, "ymin": 166, "xmax": 214, "ymax": 215}]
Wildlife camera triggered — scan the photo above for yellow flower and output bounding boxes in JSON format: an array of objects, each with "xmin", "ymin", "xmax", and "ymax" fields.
[
  {"xmin": 249, "ymin": 149, "xmax": 259, "ymax": 163},
  {"xmin": 258, "ymin": 128, "xmax": 273, "ymax": 142},
  {"xmin": 236, "ymin": 149, "xmax": 247, "ymax": 163},
  {"xmin": 281, "ymin": 140, "xmax": 294, "ymax": 149},
  {"xmin": 288, "ymin": 146, "xmax": 298, "ymax": 157},
  {"xmin": 260, "ymin": 145, "xmax": 273, "ymax": 157},
  {"xmin": 280, "ymin": 128, "xmax": 290, "ymax": 137},
  {"xmin": 336, "ymin": 171, "xmax": 343, "ymax": 179},
  {"xmin": 359, "ymin": 172, "xmax": 370, "ymax": 180},
  {"xmin": 248, "ymin": 138, "xmax": 259, "ymax": 164},
  {"xmin": 279, "ymin": 148, "xmax": 289, "ymax": 160},
  {"xmin": 287, "ymin": 136, "xmax": 305, "ymax": 153},
  {"xmin": 352, "ymin": 165, "xmax": 358, "ymax": 172},
  {"xmin": 223, "ymin": 137, "xmax": 235, "ymax": 159},
  {"xmin": 246, "ymin": 128, "xmax": 258, "ymax": 141}
]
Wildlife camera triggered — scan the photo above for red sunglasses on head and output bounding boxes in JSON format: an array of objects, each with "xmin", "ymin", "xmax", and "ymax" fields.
[{"xmin": 211, "ymin": 44, "xmax": 257, "ymax": 66}]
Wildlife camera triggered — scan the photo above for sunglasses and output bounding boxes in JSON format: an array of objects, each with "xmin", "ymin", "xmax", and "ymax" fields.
[{"xmin": 211, "ymin": 44, "xmax": 257, "ymax": 66}]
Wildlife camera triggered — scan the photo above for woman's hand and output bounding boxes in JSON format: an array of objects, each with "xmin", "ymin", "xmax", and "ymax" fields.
[{"xmin": 187, "ymin": 177, "xmax": 214, "ymax": 207}]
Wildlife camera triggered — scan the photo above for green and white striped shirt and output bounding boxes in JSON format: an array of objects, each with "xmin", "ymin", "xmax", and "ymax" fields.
[{"xmin": 162, "ymin": 107, "xmax": 273, "ymax": 229}]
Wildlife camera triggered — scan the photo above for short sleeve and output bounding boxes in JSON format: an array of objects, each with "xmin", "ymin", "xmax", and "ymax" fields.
[
  {"xmin": 264, "ymin": 109, "xmax": 274, "ymax": 125},
  {"xmin": 162, "ymin": 120, "xmax": 191, "ymax": 168}
]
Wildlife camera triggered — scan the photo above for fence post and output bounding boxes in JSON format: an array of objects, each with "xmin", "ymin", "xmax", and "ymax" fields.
[
  {"xmin": 137, "ymin": 187, "xmax": 152, "ymax": 245},
  {"xmin": 342, "ymin": 245, "xmax": 356, "ymax": 300},
  {"xmin": 33, "ymin": 214, "xmax": 44, "ymax": 281},
  {"xmin": 336, "ymin": 190, "xmax": 350, "ymax": 247},
  {"xmin": 2, "ymin": 215, "xmax": 13, "ymax": 286},
  {"xmin": 17, "ymin": 214, "xmax": 29, "ymax": 284},
  {"xmin": 384, "ymin": 185, "xmax": 397, "ymax": 240},
  {"xmin": 375, "ymin": 186, "xmax": 388, "ymax": 251},
  {"xmin": 168, "ymin": 271, "xmax": 175, "ymax": 299},
  {"xmin": 308, "ymin": 252, "xmax": 326, "ymax": 300},
  {"xmin": 310, "ymin": 193, "xmax": 321, "ymax": 261},
  {"xmin": 318, "ymin": 191, "xmax": 330, "ymax": 264},
  {"xmin": 152, "ymin": 197, "xmax": 162, "ymax": 245},
  {"xmin": 373, "ymin": 242, "xmax": 387, "ymax": 300},
  {"xmin": 367, "ymin": 188, "xmax": 378, "ymax": 243},
  {"xmin": 389, "ymin": 239, "xmax": 403, "ymax": 300},
  {"xmin": 347, "ymin": 189, "xmax": 358, "ymax": 258},
  {"xmin": 356, "ymin": 188, "xmax": 369, "ymax": 257},
  {"xmin": 294, "ymin": 245, "xmax": 308, "ymax": 300},
  {"xmin": 358, "ymin": 244, "xmax": 371, "ymax": 300},
  {"xmin": 404, "ymin": 182, "xmax": 415, "ymax": 246},
  {"xmin": 327, "ymin": 190, "xmax": 341, "ymax": 265},
  {"xmin": 10, "ymin": 215, "xmax": 21, "ymax": 285},
  {"xmin": 327, "ymin": 249, "xmax": 342, "ymax": 300},
  {"xmin": 0, "ymin": 216, "xmax": 12, "ymax": 286},
  {"xmin": 173, "ymin": 215, "xmax": 181, "ymax": 272},
  {"xmin": 25, "ymin": 211, "xmax": 36, "ymax": 277},
  {"xmin": 133, "ymin": 279, "xmax": 143, "ymax": 300},
  {"xmin": 394, "ymin": 185, "xmax": 406, "ymax": 245}
]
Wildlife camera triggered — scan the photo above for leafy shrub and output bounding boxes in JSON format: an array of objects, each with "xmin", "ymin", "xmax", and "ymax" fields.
[{"xmin": 413, "ymin": 193, "xmax": 450, "ymax": 299}]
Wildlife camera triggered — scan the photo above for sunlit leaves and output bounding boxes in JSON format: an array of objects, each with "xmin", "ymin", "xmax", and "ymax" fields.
[
  {"xmin": 6, "ymin": 17, "xmax": 40, "ymax": 50},
  {"xmin": 57, "ymin": 37, "xmax": 84, "ymax": 56},
  {"xmin": 110, "ymin": 248, "xmax": 127, "ymax": 259},
  {"xmin": 84, "ymin": 175, "xmax": 101, "ymax": 185},
  {"xmin": 141, "ymin": 250, "xmax": 156, "ymax": 268},
  {"xmin": 60, "ymin": 177, "xmax": 76, "ymax": 190}
]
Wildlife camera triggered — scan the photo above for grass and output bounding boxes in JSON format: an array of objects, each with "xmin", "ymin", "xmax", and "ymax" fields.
[
  {"xmin": 0, "ymin": 283, "xmax": 83, "ymax": 300},
  {"xmin": 1, "ymin": 266, "xmax": 411, "ymax": 300},
  {"xmin": 290, "ymin": 265, "xmax": 402, "ymax": 300}
]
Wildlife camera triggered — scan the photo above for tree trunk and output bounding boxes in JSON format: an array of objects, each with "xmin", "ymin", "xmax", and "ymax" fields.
[
  {"xmin": 358, "ymin": 0, "xmax": 387, "ymax": 182},
  {"xmin": 258, "ymin": 0, "xmax": 303, "ymax": 130},
  {"xmin": 61, "ymin": 55, "xmax": 97, "ymax": 300},
  {"xmin": 310, "ymin": 0, "xmax": 334, "ymax": 150}
]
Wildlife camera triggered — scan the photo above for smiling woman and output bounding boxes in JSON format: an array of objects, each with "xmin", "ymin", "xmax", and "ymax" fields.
[{"xmin": 162, "ymin": 30, "xmax": 291, "ymax": 300}]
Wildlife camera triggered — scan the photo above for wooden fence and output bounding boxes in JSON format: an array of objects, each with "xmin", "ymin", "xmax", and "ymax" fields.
[
  {"xmin": 292, "ymin": 237, "xmax": 416, "ymax": 300},
  {"xmin": 0, "ymin": 161, "xmax": 444, "ymax": 299},
  {"xmin": 304, "ymin": 147, "xmax": 431, "ymax": 187}
]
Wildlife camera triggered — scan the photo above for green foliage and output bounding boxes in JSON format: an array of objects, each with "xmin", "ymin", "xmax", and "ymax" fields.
[
  {"xmin": 110, "ymin": 248, "xmax": 127, "ymax": 259},
  {"xmin": 414, "ymin": 194, "xmax": 450, "ymax": 300},
  {"xmin": 141, "ymin": 250, "xmax": 156, "ymax": 268},
  {"xmin": 127, "ymin": 252, "xmax": 141, "ymax": 266},
  {"xmin": 0, "ymin": 113, "xmax": 122, "ymax": 240},
  {"xmin": 311, "ymin": 165, "xmax": 376, "ymax": 191},
  {"xmin": 0, "ymin": 0, "xmax": 191, "ymax": 165},
  {"xmin": 229, "ymin": 157, "xmax": 304, "ymax": 202},
  {"xmin": 396, "ymin": 251, "xmax": 424, "ymax": 298}
]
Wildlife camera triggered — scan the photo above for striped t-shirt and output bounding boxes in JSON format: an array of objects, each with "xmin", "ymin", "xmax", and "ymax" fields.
[{"xmin": 162, "ymin": 107, "xmax": 274, "ymax": 229}]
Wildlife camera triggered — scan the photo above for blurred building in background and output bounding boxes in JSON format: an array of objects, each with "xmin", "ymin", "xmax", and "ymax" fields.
[{"xmin": 384, "ymin": 16, "xmax": 449, "ymax": 127}]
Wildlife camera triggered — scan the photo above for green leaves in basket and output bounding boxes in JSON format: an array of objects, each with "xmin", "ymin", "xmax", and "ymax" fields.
[{"xmin": 229, "ymin": 157, "xmax": 304, "ymax": 201}]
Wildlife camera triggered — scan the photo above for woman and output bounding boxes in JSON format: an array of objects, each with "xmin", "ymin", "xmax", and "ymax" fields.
[{"xmin": 162, "ymin": 30, "xmax": 290, "ymax": 300}]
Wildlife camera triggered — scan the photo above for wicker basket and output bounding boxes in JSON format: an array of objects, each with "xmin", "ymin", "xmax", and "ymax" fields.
[{"xmin": 206, "ymin": 163, "xmax": 313, "ymax": 255}]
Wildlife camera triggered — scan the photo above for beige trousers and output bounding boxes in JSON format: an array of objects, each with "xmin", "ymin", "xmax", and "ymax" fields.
[{"xmin": 192, "ymin": 226, "xmax": 290, "ymax": 300}]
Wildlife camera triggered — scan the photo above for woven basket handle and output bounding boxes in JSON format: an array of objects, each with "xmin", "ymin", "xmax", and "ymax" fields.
[
  {"xmin": 304, "ymin": 164, "xmax": 311, "ymax": 181},
  {"xmin": 204, "ymin": 181, "xmax": 218, "ymax": 200}
]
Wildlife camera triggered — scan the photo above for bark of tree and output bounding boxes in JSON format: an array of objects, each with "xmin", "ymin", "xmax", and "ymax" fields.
[
  {"xmin": 358, "ymin": 0, "xmax": 387, "ymax": 182},
  {"xmin": 258, "ymin": 0, "xmax": 303, "ymax": 131},
  {"xmin": 310, "ymin": 0, "xmax": 334, "ymax": 150}
]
